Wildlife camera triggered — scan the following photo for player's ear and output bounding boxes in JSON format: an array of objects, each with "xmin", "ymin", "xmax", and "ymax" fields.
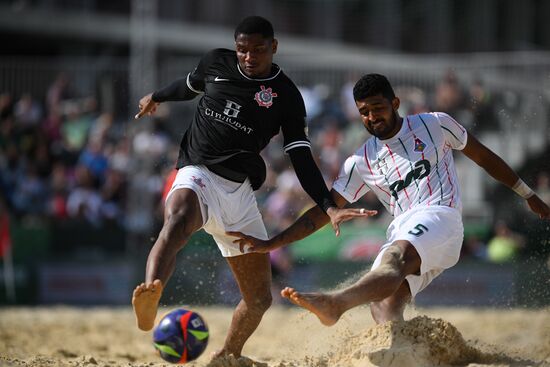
[
  {"xmin": 271, "ymin": 38, "xmax": 278, "ymax": 54},
  {"xmin": 392, "ymin": 97, "xmax": 400, "ymax": 111}
]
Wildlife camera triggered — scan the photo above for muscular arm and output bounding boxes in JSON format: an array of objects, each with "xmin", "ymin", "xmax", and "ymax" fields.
[
  {"xmin": 461, "ymin": 133, "xmax": 520, "ymax": 188},
  {"xmin": 267, "ymin": 189, "xmax": 349, "ymax": 249},
  {"xmin": 151, "ymin": 76, "xmax": 199, "ymax": 102},
  {"xmin": 135, "ymin": 76, "xmax": 200, "ymax": 119},
  {"xmin": 227, "ymin": 170, "xmax": 376, "ymax": 252},
  {"xmin": 288, "ymin": 147, "xmax": 337, "ymax": 212},
  {"xmin": 462, "ymin": 132, "xmax": 550, "ymax": 219}
]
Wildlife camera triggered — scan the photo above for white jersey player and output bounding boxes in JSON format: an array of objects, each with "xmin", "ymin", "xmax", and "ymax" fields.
[
  {"xmin": 229, "ymin": 73, "xmax": 550, "ymax": 326},
  {"xmin": 334, "ymin": 111, "xmax": 466, "ymax": 217}
]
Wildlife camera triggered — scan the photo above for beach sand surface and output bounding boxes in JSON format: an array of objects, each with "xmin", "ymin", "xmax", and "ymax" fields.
[{"xmin": 1, "ymin": 305, "xmax": 549, "ymax": 367}]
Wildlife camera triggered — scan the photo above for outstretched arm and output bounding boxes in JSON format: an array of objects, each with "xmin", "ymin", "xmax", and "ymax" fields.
[
  {"xmin": 462, "ymin": 133, "xmax": 550, "ymax": 219},
  {"xmin": 287, "ymin": 147, "xmax": 375, "ymax": 235},
  {"xmin": 227, "ymin": 189, "xmax": 377, "ymax": 253},
  {"xmin": 135, "ymin": 77, "xmax": 200, "ymax": 119}
]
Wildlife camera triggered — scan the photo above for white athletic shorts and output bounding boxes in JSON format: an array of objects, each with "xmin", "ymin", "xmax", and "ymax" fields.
[
  {"xmin": 371, "ymin": 205, "xmax": 464, "ymax": 297},
  {"xmin": 165, "ymin": 165, "xmax": 268, "ymax": 257}
]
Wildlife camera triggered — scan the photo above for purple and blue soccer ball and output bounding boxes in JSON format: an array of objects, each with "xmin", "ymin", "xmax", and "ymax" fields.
[{"xmin": 153, "ymin": 308, "xmax": 209, "ymax": 364}]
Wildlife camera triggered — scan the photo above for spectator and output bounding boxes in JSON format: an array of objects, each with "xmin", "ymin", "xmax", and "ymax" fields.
[
  {"xmin": 394, "ymin": 85, "xmax": 429, "ymax": 115},
  {"xmin": 0, "ymin": 142, "xmax": 22, "ymax": 209},
  {"xmin": 298, "ymin": 85, "xmax": 323, "ymax": 124},
  {"xmin": 78, "ymin": 139, "xmax": 109, "ymax": 184},
  {"xmin": 340, "ymin": 76, "xmax": 361, "ymax": 123},
  {"xmin": 468, "ymin": 79, "xmax": 499, "ymax": 132},
  {"xmin": 315, "ymin": 123, "xmax": 344, "ymax": 180},
  {"xmin": 462, "ymin": 234, "xmax": 488, "ymax": 261},
  {"xmin": 42, "ymin": 106, "xmax": 63, "ymax": 147},
  {"xmin": 48, "ymin": 162, "xmax": 69, "ymax": 220},
  {"xmin": 61, "ymin": 104, "xmax": 92, "ymax": 153},
  {"xmin": 88, "ymin": 112, "xmax": 116, "ymax": 146},
  {"xmin": 132, "ymin": 117, "xmax": 171, "ymax": 160},
  {"xmin": 487, "ymin": 221, "xmax": 524, "ymax": 263},
  {"xmin": 12, "ymin": 161, "xmax": 49, "ymax": 218},
  {"xmin": 46, "ymin": 72, "xmax": 72, "ymax": 111},
  {"xmin": 100, "ymin": 168, "xmax": 126, "ymax": 224},
  {"xmin": 14, "ymin": 93, "xmax": 42, "ymax": 129},
  {"xmin": 107, "ymin": 136, "xmax": 131, "ymax": 173},
  {"xmin": 0, "ymin": 93, "xmax": 14, "ymax": 120},
  {"xmin": 66, "ymin": 165, "xmax": 103, "ymax": 226},
  {"xmin": 433, "ymin": 70, "xmax": 466, "ymax": 119}
]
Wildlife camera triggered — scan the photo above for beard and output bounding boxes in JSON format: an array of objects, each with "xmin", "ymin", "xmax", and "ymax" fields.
[{"xmin": 365, "ymin": 110, "xmax": 398, "ymax": 139}]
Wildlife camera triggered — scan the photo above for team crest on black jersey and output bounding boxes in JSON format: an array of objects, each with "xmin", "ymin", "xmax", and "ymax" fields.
[
  {"xmin": 414, "ymin": 138, "xmax": 426, "ymax": 152},
  {"xmin": 254, "ymin": 85, "xmax": 278, "ymax": 108}
]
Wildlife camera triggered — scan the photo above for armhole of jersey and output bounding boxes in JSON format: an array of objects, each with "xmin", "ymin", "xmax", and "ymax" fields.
[
  {"xmin": 332, "ymin": 156, "xmax": 365, "ymax": 204},
  {"xmin": 435, "ymin": 112, "xmax": 467, "ymax": 150},
  {"xmin": 186, "ymin": 73, "xmax": 203, "ymax": 94}
]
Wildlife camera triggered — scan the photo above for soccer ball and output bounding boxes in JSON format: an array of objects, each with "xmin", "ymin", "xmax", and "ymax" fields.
[{"xmin": 153, "ymin": 308, "xmax": 209, "ymax": 364}]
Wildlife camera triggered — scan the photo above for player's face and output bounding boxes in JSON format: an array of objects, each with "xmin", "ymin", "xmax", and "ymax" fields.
[
  {"xmin": 355, "ymin": 94, "xmax": 402, "ymax": 139},
  {"xmin": 235, "ymin": 33, "xmax": 277, "ymax": 78}
]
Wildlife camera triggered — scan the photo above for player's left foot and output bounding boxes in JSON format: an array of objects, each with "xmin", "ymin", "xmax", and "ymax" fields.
[
  {"xmin": 132, "ymin": 279, "xmax": 163, "ymax": 331},
  {"xmin": 281, "ymin": 287, "xmax": 341, "ymax": 326}
]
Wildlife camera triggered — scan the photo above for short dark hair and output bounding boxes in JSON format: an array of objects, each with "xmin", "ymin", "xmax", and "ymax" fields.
[
  {"xmin": 353, "ymin": 74, "xmax": 396, "ymax": 101},
  {"xmin": 234, "ymin": 16, "xmax": 274, "ymax": 40}
]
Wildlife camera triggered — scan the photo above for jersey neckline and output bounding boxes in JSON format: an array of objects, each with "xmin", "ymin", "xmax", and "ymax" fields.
[{"xmin": 236, "ymin": 62, "xmax": 282, "ymax": 81}]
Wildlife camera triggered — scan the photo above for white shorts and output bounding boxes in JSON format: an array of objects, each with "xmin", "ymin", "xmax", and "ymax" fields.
[
  {"xmin": 371, "ymin": 205, "xmax": 464, "ymax": 297},
  {"xmin": 165, "ymin": 165, "xmax": 268, "ymax": 257}
]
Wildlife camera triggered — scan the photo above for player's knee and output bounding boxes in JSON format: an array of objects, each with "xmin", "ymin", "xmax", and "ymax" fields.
[
  {"xmin": 377, "ymin": 248, "xmax": 405, "ymax": 279},
  {"xmin": 249, "ymin": 292, "xmax": 272, "ymax": 314},
  {"xmin": 381, "ymin": 242, "xmax": 419, "ymax": 278}
]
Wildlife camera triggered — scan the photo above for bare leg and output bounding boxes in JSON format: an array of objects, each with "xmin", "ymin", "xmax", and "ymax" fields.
[
  {"xmin": 213, "ymin": 252, "xmax": 272, "ymax": 358},
  {"xmin": 281, "ymin": 241, "xmax": 420, "ymax": 326},
  {"xmin": 132, "ymin": 188, "xmax": 203, "ymax": 331},
  {"xmin": 370, "ymin": 280, "xmax": 411, "ymax": 324}
]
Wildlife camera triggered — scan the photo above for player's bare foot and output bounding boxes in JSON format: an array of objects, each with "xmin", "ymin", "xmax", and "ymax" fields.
[
  {"xmin": 209, "ymin": 352, "xmax": 262, "ymax": 367},
  {"xmin": 281, "ymin": 287, "xmax": 341, "ymax": 326},
  {"xmin": 132, "ymin": 279, "xmax": 163, "ymax": 331},
  {"xmin": 211, "ymin": 347, "xmax": 242, "ymax": 360}
]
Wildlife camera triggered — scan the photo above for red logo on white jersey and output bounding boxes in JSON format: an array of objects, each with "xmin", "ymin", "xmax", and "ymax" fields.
[
  {"xmin": 191, "ymin": 176, "xmax": 206, "ymax": 189},
  {"xmin": 254, "ymin": 85, "xmax": 277, "ymax": 108}
]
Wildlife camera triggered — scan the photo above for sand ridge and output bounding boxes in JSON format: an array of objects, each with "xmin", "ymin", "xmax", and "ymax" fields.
[{"xmin": 311, "ymin": 315, "xmax": 536, "ymax": 367}]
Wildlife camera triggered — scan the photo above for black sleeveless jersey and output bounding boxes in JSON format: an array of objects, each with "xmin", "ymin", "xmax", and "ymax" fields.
[{"xmin": 175, "ymin": 48, "xmax": 309, "ymax": 190}]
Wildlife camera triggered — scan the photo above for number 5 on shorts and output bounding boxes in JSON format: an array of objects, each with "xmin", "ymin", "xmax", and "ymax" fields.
[{"xmin": 408, "ymin": 223, "xmax": 428, "ymax": 237}]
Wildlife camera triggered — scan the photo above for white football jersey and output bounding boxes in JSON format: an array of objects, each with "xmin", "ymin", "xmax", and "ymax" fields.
[{"xmin": 333, "ymin": 112, "xmax": 468, "ymax": 217}]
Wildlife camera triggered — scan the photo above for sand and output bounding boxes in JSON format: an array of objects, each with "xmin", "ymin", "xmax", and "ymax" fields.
[{"xmin": 0, "ymin": 305, "xmax": 549, "ymax": 367}]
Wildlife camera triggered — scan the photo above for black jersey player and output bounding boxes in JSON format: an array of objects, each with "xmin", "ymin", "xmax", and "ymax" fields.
[{"xmin": 132, "ymin": 16, "xmax": 375, "ymax": 359}]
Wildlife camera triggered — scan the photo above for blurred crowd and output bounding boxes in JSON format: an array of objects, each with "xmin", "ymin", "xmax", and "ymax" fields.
[
  {"xmin": 1, "ymin": 70, "xmax": 548, "ymax": 264},
  {"xmin": 0, "ymin": 73, "xmax": 130, "ymax": 228}
]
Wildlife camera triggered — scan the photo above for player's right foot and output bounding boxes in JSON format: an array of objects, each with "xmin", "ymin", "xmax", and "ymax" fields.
[
  {"xmin": 210, "ymin": 349, "xmax": 240, "ymax": 360},
  {"xmin": 132, "ymin": 279, "xmax": 163, "ymax": 331},
  {"xmin": 281, "ymin": 287, "xmax": 341, "ymax": 326}
]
